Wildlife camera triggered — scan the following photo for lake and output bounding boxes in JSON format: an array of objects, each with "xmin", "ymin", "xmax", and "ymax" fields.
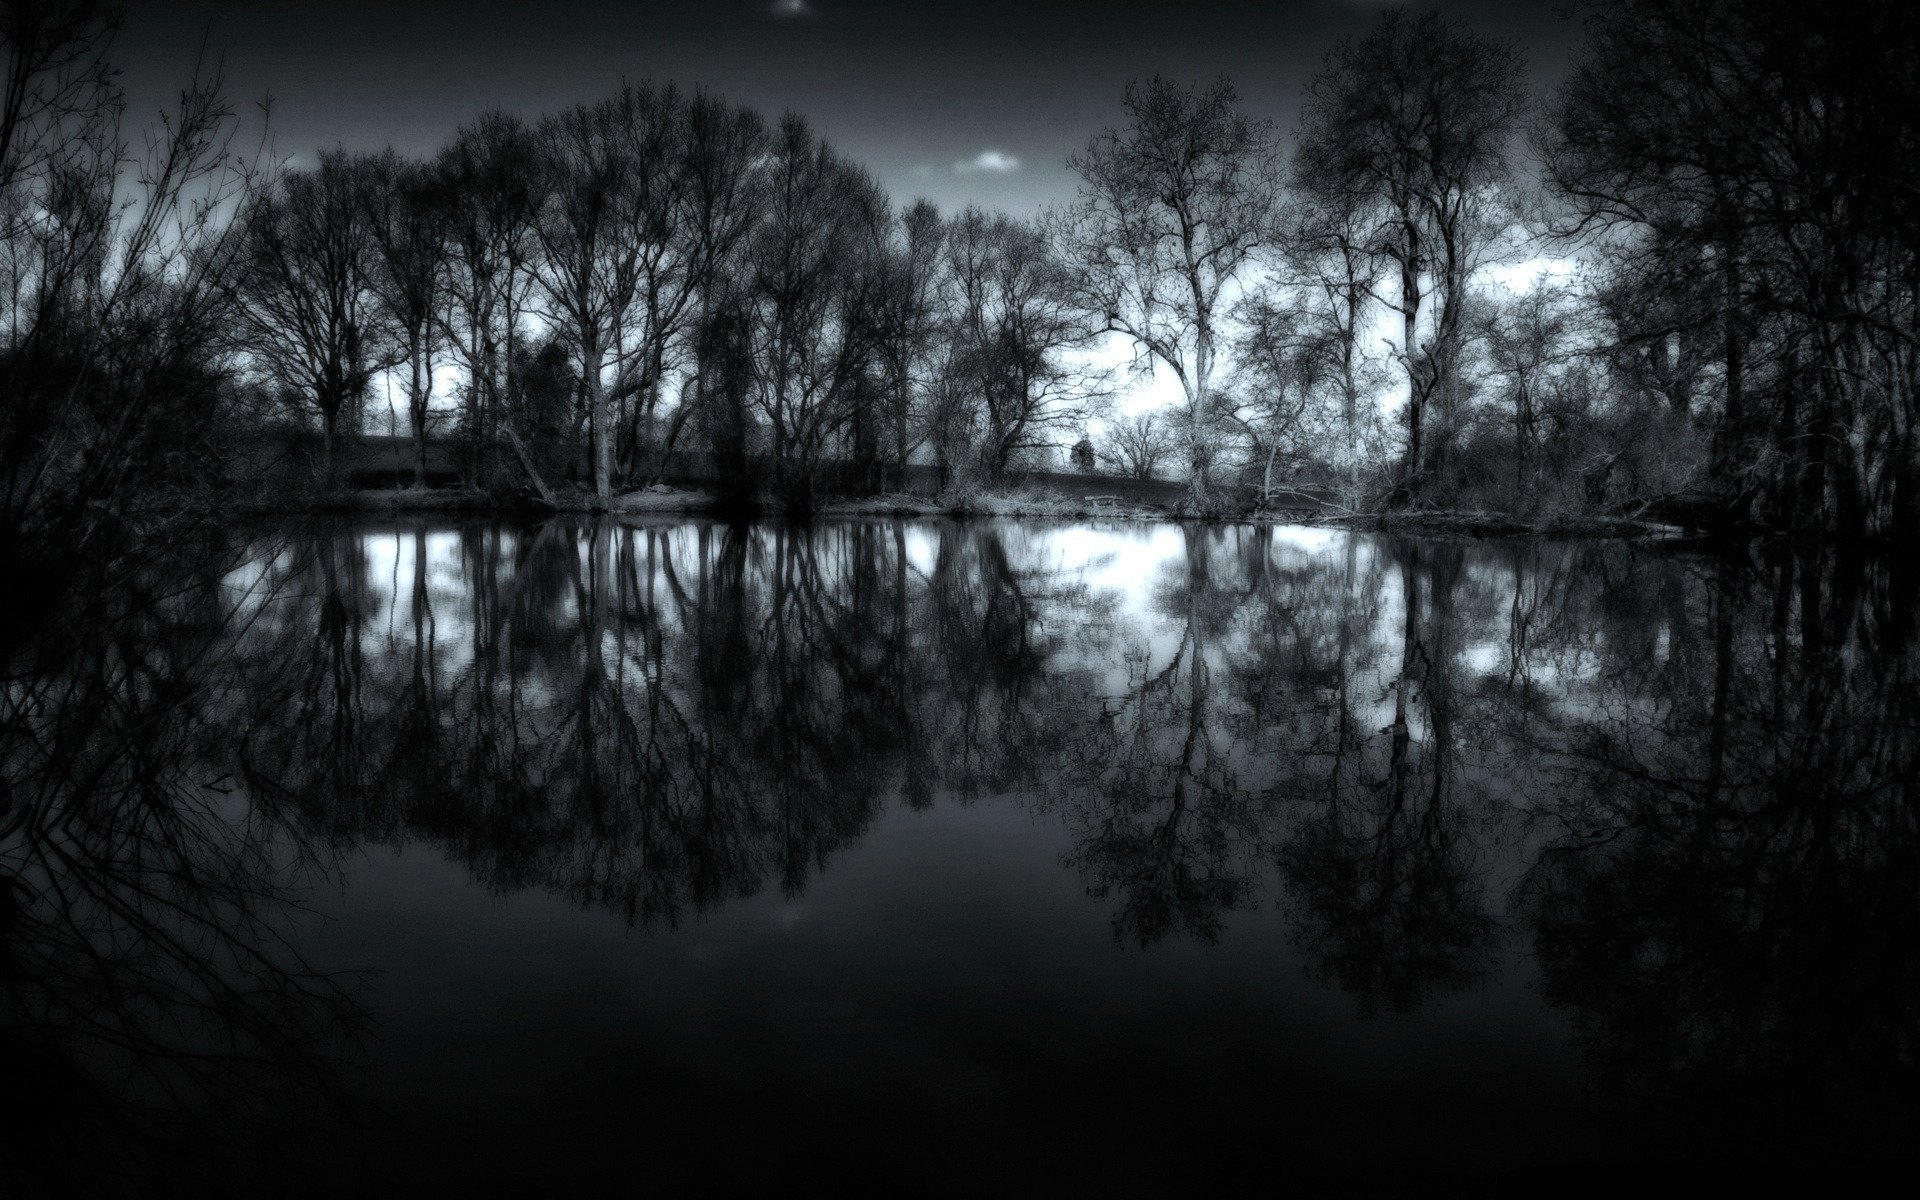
[{"xmin": 3, "ymin": 516, "xmax": 1914, "ymax": 1192}]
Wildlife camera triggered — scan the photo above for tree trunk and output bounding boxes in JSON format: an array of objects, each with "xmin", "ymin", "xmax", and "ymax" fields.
[
  {"xmin": 1185, "ymin": 381, "xmax": 1213, "ymax": 509},
  {"xmin": 1712, "ymin": 228, "xmax": 1745, "ymax": 491},
  {"xmin": 409, "ymin": 337, "xmax": 429, "ymax": 488},
  {"xmin": 585, "ymin": 338, "xmax": 610, "ymax": 505},
  {"xmin": 1514, "ymin": 383, "xmax": 1531, "ymax": 503},
  {"xmin": 1401, "ymin": 253, "xmax": 1425, "ymax": 503},
  {"xmin": 319, "ymin": 404, "xmax": 339, "ymax": 488},
  {"xmin": 502, "ymin": 420, "xmax": 557, "ymax": 507},
  {"xmin": 894, "ymin": 364, "xmax": 910, "ymax": 493}
]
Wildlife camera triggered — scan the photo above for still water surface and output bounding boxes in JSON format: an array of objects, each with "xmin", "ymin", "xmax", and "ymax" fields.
[{"xmin": 4, "ymin": 517, "xmax": 1915, "ymax": 1192}]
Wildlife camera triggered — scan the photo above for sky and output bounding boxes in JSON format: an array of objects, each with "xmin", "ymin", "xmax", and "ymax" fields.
[{"xmin": 117, "ymin": 0, "xmax": 1585, "ymax": 218}]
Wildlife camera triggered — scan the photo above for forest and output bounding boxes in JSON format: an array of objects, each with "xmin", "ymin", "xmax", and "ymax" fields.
[{"xmin": 4, "ymin": 0, "xmax": 1918, "ymax": 584}]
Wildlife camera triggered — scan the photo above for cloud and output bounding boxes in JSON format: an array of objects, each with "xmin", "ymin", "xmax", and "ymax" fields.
[
  {"xmin": 768, "ymin": 0, "xmax": 813, "ymax": 17},
  {"xmin": 954, "ymin": 149, "xmax": 1020, "ymax": 175}
]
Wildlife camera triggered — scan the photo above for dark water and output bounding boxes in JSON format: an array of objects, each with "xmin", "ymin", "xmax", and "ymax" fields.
[{"xmin": 3, "ymin": 517, "xmax": 1916, "ymax": 1193}]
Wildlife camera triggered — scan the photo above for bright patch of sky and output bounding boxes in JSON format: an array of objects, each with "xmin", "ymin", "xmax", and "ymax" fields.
[{"xmin": 955, "ymin": 149, "xmax": 1021, "ymax": 174}]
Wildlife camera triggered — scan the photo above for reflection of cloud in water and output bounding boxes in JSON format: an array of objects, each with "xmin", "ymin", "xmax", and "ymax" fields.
[{"xmin": 1269, "ymin": 524, "xmax": 1343, "ymax": 554}]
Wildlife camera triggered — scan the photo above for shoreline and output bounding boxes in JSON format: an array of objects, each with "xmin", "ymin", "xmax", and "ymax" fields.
[{"xmin": 246, "ymin": 486, "xmax": 1695, "ymax": 541}]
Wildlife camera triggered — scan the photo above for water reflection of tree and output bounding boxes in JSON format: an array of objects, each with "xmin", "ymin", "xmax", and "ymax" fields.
[
  {"xmin": 1058, "ymin": 527, "xmax": 1266, "ymax": 946},
  {"xmin": 13, "ymin": 515, "xmax": 1916, "ymax": 1180},
  {"xmin": 0, "ymin": 542, "xmax": 364, "ymax": 1197},
  {"xmin": 236, "ymin": 518, "xmax": 1119, "ymax": 929},
  {"xmin": 1517, "ymin": 547, "xmax": 1920, "ymax": 1160},
  {"xmin": 1275, "ymin": 540, "xmax": 1498, "ymax": 1012}
]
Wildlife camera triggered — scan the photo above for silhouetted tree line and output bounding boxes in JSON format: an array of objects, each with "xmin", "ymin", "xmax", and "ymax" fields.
[
  {"xmin": 219, "ymin": 86, "xmax": 1109, "ymax": 513},
  {"xmin": 6, "ymin": 0, "xmax": 1919, "ymax": 566}
]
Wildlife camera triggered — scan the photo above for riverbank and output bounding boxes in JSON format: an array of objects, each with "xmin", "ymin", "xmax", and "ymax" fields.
[
  {"xmin": 260, "ymin": 484, "xmax": 1693, "ymax": 540},
  {"xmin": 1309, "ymin": 510, "xmax": 1692, "ymax": 540}
]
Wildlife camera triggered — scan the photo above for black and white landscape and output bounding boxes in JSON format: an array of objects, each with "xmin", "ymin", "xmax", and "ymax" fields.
[{"xmin": 3, "ymin": 0, "xmax": 1917, "ymax": 1192}]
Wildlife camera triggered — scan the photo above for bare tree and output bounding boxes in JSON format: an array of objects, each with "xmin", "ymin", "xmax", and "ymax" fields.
[
  {"xmin": 434, "ymin": 111, "xmax": 542, "ymax": 491},
  {"xmin": 869, "ymin": 198, "xmax": 945, "ymax": 489},
  {"xmin": 1, "ymin": 0, "xmax": 248, "ymax": 579},
  {"xmin": 1098, "ymin": 410, "xmax": 1174, "ymax": 480},
  {"xmin": 360, "ymin": 149, "xmax": 446, "ymax": 486},
  {"xmin": 1543, "ymin": 0, "xmax": 1920, "ymax": 536},
  {"xmin": 1063, "ymin": 75, "xmax": 1281, "ymax": 509},
  {"xmin": 944, "ymin": 207, "xmax": 1105, "ymax": 478},
  {"xmin": 1279, "ymin": 190, "xmax": 1385, "ymax": 493},
  {"xmin": 228, "ymin": 151, "xmax": 395, "ymax": 485},
  {"xmin": 1471, "ymin": 282, "xmax": 1582, "ymax": 501},
  {"xmin": 530, "ymin": 92, "xmax": 646, "ymax": 504},
  {"xmin": 742, "ymin": 114, "xmax": 888, "ymax": 510},
  {"xmin": 1226, "ymin": 290, "xmax": 1338, "ymax": 501},
  {"xmin": 1297, "ymin": 10, "xmax": 1525, "ymax": 503},
  {"xmin": 633, "ymin": 88, "xmax": 766, "ymax": 486},
  {"xmin": 600, "ymin": 82, "xmax": 693, "ymax": 486},
  {"xmin": 0, "ymin": 1, "xmax": 117, "ymax": 251}
]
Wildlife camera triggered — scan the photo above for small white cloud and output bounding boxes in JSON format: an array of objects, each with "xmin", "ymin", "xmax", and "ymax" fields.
[
  {"xmin": 954, "ymin": 149, "xmax": 1021, "ymax": 175},
  {"xmin": 768, "ymin": 0, "xmax": 813, "ymax": 17}
]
